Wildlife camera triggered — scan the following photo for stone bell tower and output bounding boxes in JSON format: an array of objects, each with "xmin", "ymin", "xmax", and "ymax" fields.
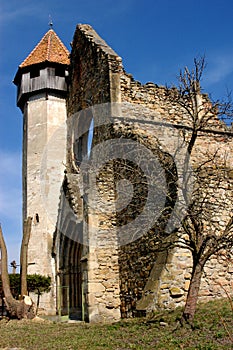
[{"xmin": 13, "ymin": 28, "xmax": 70, "ymax": 314}]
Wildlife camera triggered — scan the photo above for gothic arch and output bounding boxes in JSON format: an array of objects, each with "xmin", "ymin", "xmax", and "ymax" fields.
[{"xmin": 53, "ymin": 179, "xmax": 84, "ymax": 319}]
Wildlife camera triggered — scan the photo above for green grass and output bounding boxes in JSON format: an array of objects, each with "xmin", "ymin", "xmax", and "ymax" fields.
[{"xmin": 0, "ymin": 298, "xmax": 232, "ymax": 350}]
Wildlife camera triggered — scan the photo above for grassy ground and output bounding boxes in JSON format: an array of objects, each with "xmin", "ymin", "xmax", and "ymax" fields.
[{"xmin": 0, "ymin": 298, "xmax": 232, "ymax": 350}]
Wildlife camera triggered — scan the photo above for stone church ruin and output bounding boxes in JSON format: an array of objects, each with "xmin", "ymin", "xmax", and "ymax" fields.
[{"xmin": 13, "ymin": 24, "xmax": 233, "ymax": 322}]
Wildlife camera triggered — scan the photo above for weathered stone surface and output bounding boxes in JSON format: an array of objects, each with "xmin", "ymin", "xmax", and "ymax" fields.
[
  {"xmin": 169, "ymin": 287, "xmax": 184, "ymax": 297},
  {"xmin": 16, "ymin": 23, "xmax": 233, "ymax": 322}
]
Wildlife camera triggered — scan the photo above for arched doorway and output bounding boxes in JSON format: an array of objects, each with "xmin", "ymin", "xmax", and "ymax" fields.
[
  {"xmin": 53, "ymin": 179, "xmax": 84, "ymax": 320},
  {"xmin": 58, "ymin": 233, "xmax": 83, "ymax": 319}
]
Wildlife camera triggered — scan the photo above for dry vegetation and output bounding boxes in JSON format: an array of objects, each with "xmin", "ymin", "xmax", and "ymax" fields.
[{"xmin": 0, "ymin": 298, "xmax": 232, "ymax": 350}]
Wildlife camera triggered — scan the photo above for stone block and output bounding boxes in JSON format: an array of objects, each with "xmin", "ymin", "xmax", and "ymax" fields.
[
  {"xmin": 169, "ymin": 287, "xmax": 184, "ymax": 298},
  {"xmin": 89, "ymin": 282, "xmax": 105, "ymax": 293}
]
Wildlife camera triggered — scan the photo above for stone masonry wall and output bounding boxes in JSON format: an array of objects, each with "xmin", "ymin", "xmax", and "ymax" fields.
[
  {"xmin": 66, "ymin": 24, "xmax": 233, "ymax": 320},
  {"xmin": 25, "ymin": 93, "xmax": 67, "ymax": 315},
  {"xmin": 67, "ymin": 24, "xmax": 123, "ymax": 322},
  {"xmin": 68, "ymin": 24, "xmax": 122, "ymax": 115},
  {"xmin": 116, "ymin": 71, "xmax": 233, "ymax": 315}
]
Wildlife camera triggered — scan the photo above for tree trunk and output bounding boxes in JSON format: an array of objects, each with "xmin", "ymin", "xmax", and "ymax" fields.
[
  {"xmin": 36, "ymin": 289, "xmax": 41, "ymax": 315},
  {"xmin": 20, "ymin": 217, "xmax": 32, "ymax": 296},
  {"xmin": 182, "ymin": 260, "xmax": 204, "ymax": 324},
  {"xmin": 0, "ymin": 224, "xmax": 35, "ymax": 319},
  {"xmin": 0, "ymin": 225, "xmax": 15, "ymax": 307}
]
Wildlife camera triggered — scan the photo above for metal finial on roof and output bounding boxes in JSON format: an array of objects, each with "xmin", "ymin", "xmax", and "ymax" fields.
[{"xmin": 48, "ymin": 15, "xmax": 53, "ymax": 28}]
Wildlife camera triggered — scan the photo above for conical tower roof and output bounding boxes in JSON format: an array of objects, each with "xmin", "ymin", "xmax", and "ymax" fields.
[{"xmin": 19, "ymin": 29, "xmax": 70, "ymax": 68}]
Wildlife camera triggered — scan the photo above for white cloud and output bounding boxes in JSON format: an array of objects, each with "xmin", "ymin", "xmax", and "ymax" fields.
[
  {"xmin": 0, "ymin": 2, "xmax": 40, "ymax": 24},
  {"xmin": 205, "ymin": 52, "xmax": 233, "ymax": 85},
  {"xmin": 0, "ymin": 150, "xmax": 22, "ymax": 264},
  {"xmin": 0, "ymin": 150, "xmax": 21, "ymax": 220},
  {"xmin": 100, "ymin": 0, "xmax": 134, "ymax": 17},
  {"xmin": 0, "ymin": 150, "xmax": 21, "ymax": 176}
]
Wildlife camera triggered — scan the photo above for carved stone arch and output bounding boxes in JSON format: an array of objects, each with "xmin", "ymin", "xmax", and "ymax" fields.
[
  {"xmin": 53, "ymin": 179, "xmax": 84, "ymax": 320},
  {"xmin": 53, "ymin": 116, "xmax": 180, "ymax": 320}
]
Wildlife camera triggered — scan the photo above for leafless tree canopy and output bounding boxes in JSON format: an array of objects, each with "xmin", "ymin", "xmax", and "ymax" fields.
[{"xmin": 166, "ymin": 57, "xmax": 233, "ymax": 323}]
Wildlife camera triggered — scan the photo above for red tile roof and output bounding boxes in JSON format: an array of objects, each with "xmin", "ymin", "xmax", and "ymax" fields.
[{"xmin": 20, "ymin": 29, "xmax": 70, "ymax": 68}]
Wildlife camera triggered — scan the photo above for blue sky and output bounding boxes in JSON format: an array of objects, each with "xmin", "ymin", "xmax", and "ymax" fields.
[{"xmin": 1, "ymin": 0, "xmax": 233, "ymax": 267}]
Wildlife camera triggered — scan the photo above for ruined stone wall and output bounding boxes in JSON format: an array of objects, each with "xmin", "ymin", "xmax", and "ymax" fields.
[
  {"xmin": 117, "ymin": 72, "xmax": 233, "ymax": 315},
  {"xmin": 66, "ymin": 24, "xmax": 123, "ymax": 322},
  {"xmin": 66, "ymin": 24, "xmax": 233, "ymax": 321},
  {"xmin": 121, "ymin": 72, "xmax": 228, "ymax": 130},
  {"xmin": 155, "ymin": 168, "xmax": 233, "ymax": 311},
  {"xmin": 68, "ymin": 24, "xmax": 122, "ymax": 115}
]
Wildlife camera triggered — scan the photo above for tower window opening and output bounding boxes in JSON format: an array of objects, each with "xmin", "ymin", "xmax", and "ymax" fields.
[
  {"xmin": 55, "ymin": 66, "xmax": 65, "ymax": 77},
  {"xmin": 47, "ymin": 67, "xmax": 55, "ymax": 76},
  {"xmin": 35, "ymin": 213, "xmax": 39, "ymax": 223},
  {"xmin": 30, "ymin": 69, "xmax": 40, "ymax": 79}
]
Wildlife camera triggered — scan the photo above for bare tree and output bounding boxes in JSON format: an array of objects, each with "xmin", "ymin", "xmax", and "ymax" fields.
[
  {"xmin": 168, "ymin": 57, "xmax": 233, "ymax": 324},
  {"xmin": 20, "ymin": 217, "xmax": 32, "ymax": 297},
  {"xmin": 0, "ymin": 217, "xmax": 35, "ymax": 319}
]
